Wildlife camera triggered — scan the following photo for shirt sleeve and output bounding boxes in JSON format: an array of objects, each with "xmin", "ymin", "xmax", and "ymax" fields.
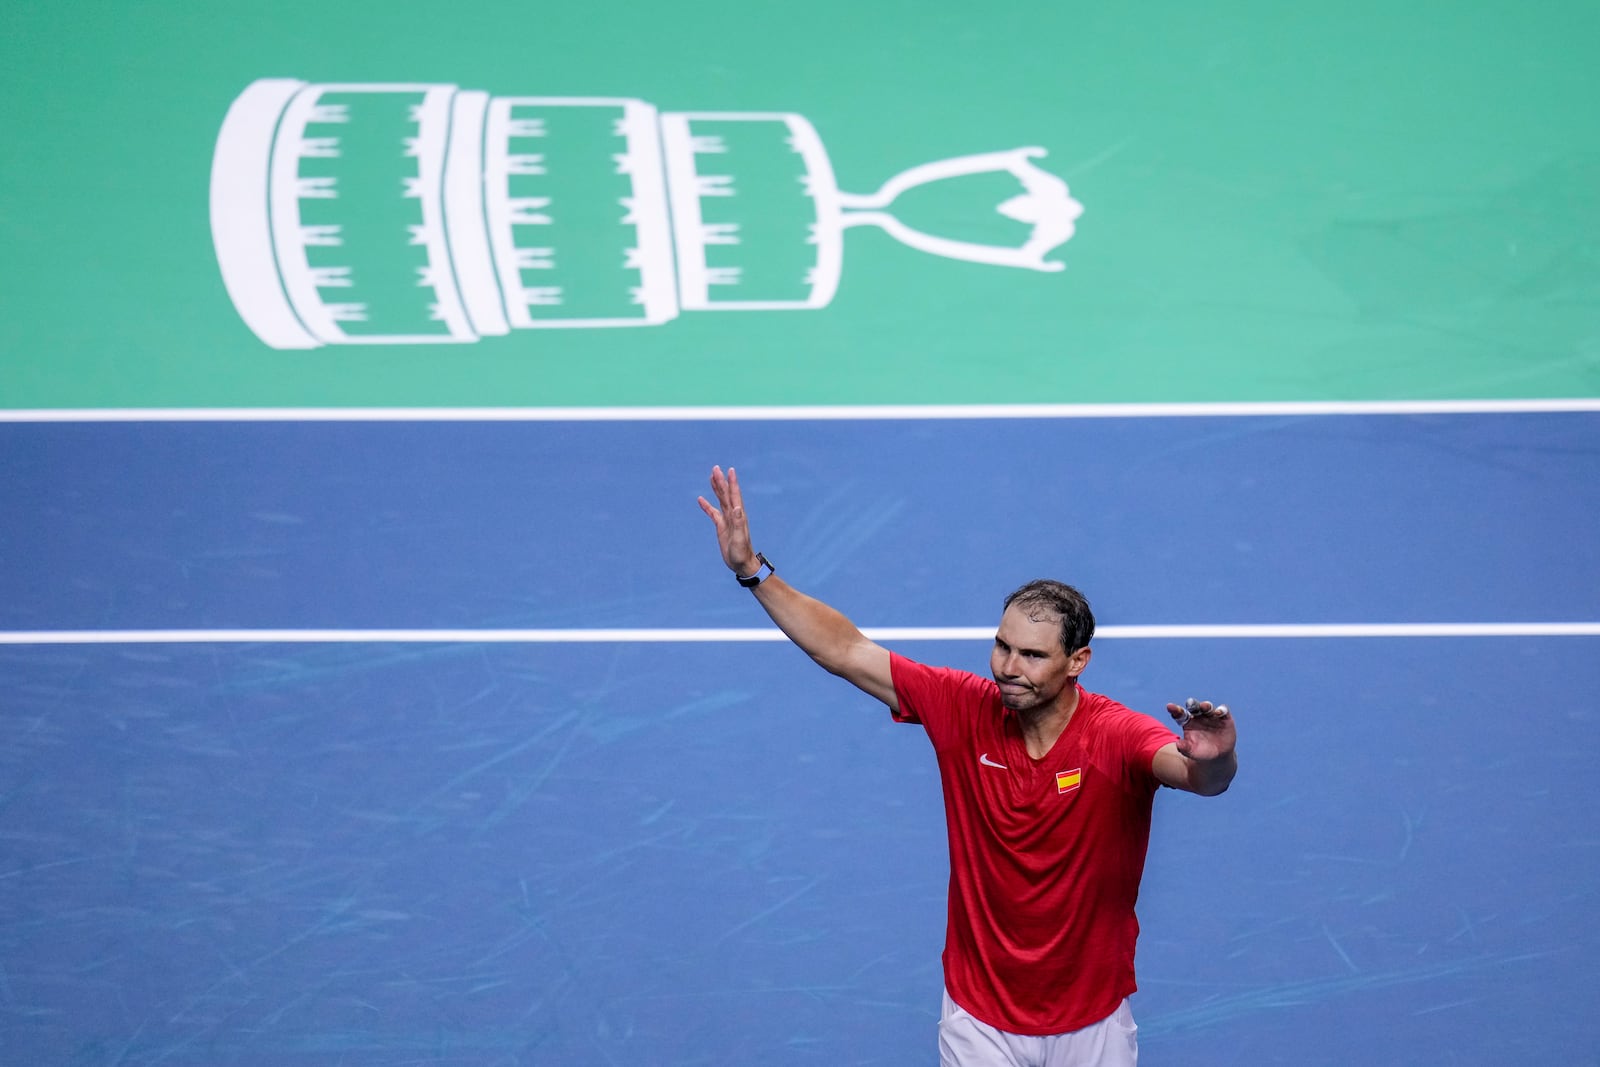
[
  {"xmin": 889, "ymin": 652, "xmax": 995, "ymax": 752},
  {"xmin": 1121, "ymin": 709, "xmax": 1181, "ymax": 786},
  {"xmin": 888, "ymin": 652, "xmax": 936, "ymax": 726}
]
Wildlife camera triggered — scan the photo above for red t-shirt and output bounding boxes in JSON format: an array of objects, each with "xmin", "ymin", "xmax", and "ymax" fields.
[{"xmin": 890, "ymin": 652, "xmax": 1177, "ymax": 1036}]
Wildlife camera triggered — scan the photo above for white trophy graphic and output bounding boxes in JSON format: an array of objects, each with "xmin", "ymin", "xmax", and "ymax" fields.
[{"xmin": 211, "ymin": 79, "xmax": 1085, "ymax": 349}]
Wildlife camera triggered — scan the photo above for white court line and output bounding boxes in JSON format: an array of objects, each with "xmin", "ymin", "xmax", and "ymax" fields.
[
  {"xmin": 2, "ymin": 623, "xmax": 1597, "ymax": 645},
  {"xmin": 2, "ymin": 399, "xmax": 1599, "ymax": 422}
]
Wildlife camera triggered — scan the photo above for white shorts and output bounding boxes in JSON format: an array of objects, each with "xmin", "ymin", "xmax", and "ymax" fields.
[{"xmin": 937, "ymin": 989, "xmax": 1138, "ymax": 1067}]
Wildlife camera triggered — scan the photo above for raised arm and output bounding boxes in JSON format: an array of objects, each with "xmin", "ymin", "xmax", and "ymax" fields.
[
  {"xmin": 1152, "ymin": 699, "xmax": 1238, "ymax": 796},
  {"xmin": 698, "ymin": 466, "xmax": 898, "ymax": 711}
]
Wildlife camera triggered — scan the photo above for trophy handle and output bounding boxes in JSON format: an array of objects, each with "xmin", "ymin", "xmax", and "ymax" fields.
[
  {"xmin": 840, "ymin": 212, "xmax": 1068, "ymax": 272},
  {"xmin": 834, "ymin": 146, "xmax": 1061, "ymax": 209},
  {"xmin": 837, "ymin": 147, "xmax": 1081, "ymax": 271}
]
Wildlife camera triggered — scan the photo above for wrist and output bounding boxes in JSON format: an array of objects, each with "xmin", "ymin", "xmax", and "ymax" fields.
[{"xmin": 736, "ymin": 552, "xmax": 774, "ymax": 588}]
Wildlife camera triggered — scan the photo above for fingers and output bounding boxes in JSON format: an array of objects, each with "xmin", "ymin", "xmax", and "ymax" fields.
[
  {"xmin": 696, "ymin": 495, "xmax": 724, "ymax": 531},
  {"xmin": 703, "ymin": 467, "xmax": 754, "ymax": 573},
  {"xmin": 708, "ymin": 465, "xmax": 746, "ymax": 511},
  {"xmin": 707, "ymin": 465, "xmax": 750, "ymax": 526},
  {"xmin": 1167, "ymin": 698, "xmax": 1231, "ymax": 728}
]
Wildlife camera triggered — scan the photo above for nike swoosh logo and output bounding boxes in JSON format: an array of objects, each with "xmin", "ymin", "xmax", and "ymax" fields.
[{"xmin": 979, "ymin": 753, "xmax": 1008, "ymax": 770}]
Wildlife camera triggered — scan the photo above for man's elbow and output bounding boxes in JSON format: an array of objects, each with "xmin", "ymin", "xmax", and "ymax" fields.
[{"xmin": 807, "ymin": 647, "xmax": 852, "ymax": 677}]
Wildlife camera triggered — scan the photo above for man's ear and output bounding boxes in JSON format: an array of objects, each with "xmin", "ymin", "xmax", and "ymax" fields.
[{"xmin": 1068, "ymin": 645, "xmax": 1092, "ymax": 677}]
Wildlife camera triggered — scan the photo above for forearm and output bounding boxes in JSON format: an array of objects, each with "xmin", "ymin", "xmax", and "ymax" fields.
[
  {"xmin": 699, "ymin": 465, "xmax": 893, "ymax": 705},
  {"xmin": 1182, "ymin": 751, "xmax": 1237, "ymax": 796},
  {"xmin": 748, "ymin": 576, "xmax": 873, "ymax": 676}
]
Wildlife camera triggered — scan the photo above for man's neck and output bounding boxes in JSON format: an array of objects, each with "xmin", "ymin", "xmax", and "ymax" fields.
[{"xmin": 1017, "ymin": 683, "xmax": 1082, "ymax": 760}]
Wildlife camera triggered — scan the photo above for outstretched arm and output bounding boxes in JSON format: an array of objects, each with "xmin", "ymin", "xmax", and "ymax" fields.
[
  {"xmin": 1152, "ymin": 699, "xmax": 1237, "ymax": 796},
  {"xmin": 698, "ymin": 466, "xmax": 898, "ymax": 711}
]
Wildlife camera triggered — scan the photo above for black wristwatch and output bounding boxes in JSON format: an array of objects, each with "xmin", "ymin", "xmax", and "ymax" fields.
[{"xmin": 736, "ymin": 553, "xmax": 775, "ymax": 588}]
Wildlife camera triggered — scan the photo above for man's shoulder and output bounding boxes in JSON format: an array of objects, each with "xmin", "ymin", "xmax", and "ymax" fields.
[
  {"xmin": 1079, "ymin": 689, "xmax": 1178, "ymax": 747},
  {"xmin": 893, "ymin": 652, "xmax": 993, "ymax": 688},
  {"xmin": 891, "ymin": 653, "xmax": 997, "ymax": 712},
  {"xmin": 1078, "ymin": 689, "xmax": 1139, "ymax": 718}
]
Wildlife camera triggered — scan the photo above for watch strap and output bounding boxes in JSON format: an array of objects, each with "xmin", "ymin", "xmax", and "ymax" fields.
[{"xmin": 736, "ymin": 553, "xmax": 774, "ymax": 588}]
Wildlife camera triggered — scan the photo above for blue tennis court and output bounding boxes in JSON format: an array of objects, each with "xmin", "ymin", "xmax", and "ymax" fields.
[
  {"xmin": 5, "ymin": 0, "xmax": 1599, "ymax": 1059},
  {"xmin": 3, "ymin": 410, "xmax": 1597, "ymax": 1064}
]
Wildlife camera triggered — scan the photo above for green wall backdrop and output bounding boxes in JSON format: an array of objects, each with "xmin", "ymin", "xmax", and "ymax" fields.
[{"xmin": 3, "ymin": 0, "xmax": 1597, "ymax": 408}]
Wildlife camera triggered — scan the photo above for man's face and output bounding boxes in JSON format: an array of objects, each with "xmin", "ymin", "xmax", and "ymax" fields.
[{"xmin": 989, "ymin": 604, "xmax": 1092, "ymax": 712}]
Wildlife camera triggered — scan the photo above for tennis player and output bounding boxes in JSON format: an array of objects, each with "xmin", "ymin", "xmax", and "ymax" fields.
[{"xmin": 699, "ymin": 465, "xmax": 1237, "ymax": 1066}]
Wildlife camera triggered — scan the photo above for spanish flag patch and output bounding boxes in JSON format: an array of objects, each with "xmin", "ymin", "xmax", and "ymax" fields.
[{"xmin": 1056, "ymin": 768, "xmax": 1082, "ymax": 794}]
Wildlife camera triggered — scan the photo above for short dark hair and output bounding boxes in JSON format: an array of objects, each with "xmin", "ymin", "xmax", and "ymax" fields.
[{"xmin": 1003, "ymin": 579, "xmax": 1095, "ymax": 653}]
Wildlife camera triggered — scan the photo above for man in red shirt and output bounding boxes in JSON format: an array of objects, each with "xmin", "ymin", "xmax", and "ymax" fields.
[{"xmin": 699, "ymin": 466, "xmax": 1238, "ymax": 1066}]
